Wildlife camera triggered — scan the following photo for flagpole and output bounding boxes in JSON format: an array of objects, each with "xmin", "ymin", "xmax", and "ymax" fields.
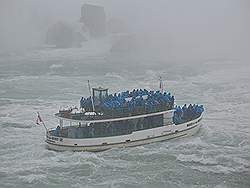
[
  {"xmin": 87, "ymin": 80, "xmax": 95, "ymax": 112},
  {"xmin": 42, "ymin": 121, "xmax": 48, "ymax": 132}
]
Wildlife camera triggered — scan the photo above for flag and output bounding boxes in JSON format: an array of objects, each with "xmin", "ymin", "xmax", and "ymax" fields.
[
  {"xmin": 36, "ymin": 112, "xmax": 43, "ymax": 125},
  {"xmin": 36, "ymin": 112, "xmax": 48, "ymax": 131}
]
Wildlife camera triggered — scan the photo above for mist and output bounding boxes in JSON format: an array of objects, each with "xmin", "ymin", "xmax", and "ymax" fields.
[{"xmin": 0, "ymin": 0, "xmax": 249, "ymax": 61}]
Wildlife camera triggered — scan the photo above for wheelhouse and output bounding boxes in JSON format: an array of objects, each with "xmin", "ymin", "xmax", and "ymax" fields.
[{"xmin": 92, "ymin": 87, "xmax": 108, "ymax": 104}]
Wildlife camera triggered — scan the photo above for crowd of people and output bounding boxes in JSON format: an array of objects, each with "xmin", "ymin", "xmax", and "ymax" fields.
[
  {"xmin": 80, "ymin": 96, "xmax": 93, "ymax": 111},
  {"xmin": 173, "ymin": 104, "xmax": 204, "ymax": 124},
  {"xmin": 80, "ymin": 89, "xmax": 175, "ymax": 114}
]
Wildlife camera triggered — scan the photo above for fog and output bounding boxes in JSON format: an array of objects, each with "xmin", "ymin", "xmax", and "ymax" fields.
[
  {"xmin": 0, "ymin": 0, "xmax": 249, "ymax": 61},
  {"xmin": 1, "ymin": 2, "xmax": 250, "ymax": 186}
]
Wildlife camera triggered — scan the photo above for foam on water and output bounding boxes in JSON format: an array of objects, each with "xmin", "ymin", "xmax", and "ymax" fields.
[{"xmin": 49, "ymin": 63, "xmax": 64, "ymax": 69}]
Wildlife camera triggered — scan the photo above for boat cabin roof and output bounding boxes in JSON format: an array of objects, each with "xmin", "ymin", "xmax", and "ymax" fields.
[
  {"xmin": 59, "ymin": 88, "xmax": 175, "ymax": 124},
  {"xmin": 92, "ymin": 87, "xmax": 108, "ymax": 91},
  {"xmin": 55, "ymin": 109, "xmax": 174, "ymax": 124}
]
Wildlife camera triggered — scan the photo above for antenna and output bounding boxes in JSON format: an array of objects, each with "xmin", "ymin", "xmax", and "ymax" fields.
[
  {"xmin": 87, "ymin": 80, "xmax": 95, "ymax": 112},
  {"xmin": 159, "ymin": 76, "xmax": 163, "ymax": 93}
]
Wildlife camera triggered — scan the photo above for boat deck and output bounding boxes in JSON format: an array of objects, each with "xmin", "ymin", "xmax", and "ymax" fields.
[{"xmin": 56, "ymin": 105, "xmax": 173, "ymax": 122}]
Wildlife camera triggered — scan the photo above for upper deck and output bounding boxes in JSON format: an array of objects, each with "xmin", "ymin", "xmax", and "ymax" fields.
[
  {"xmin": 55, "ymin": 108, "xmax": 174, "ymax": 123},
  {"xmin": 56, "ymin": 88, "xmax": 175, "ymax": 123}
]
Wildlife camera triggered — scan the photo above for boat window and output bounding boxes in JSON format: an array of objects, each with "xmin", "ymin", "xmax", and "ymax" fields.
[{"xmin": 63, "ymin": 114, "xmax": 164, "ymax": 139}]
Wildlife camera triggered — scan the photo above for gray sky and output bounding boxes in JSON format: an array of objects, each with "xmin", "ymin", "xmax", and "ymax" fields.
[{"xmin": 0, "ymin": 0, "xmax": 249, "ymax": 60}]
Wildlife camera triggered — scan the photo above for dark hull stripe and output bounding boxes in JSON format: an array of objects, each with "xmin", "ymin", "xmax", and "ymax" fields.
[{"xmin": 46, "ymin": 133, "xmax": 188, "ymax": 150}]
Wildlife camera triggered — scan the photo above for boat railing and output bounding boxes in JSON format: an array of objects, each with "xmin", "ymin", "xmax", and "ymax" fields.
[
  {"xmin": 47, "ymin": 127, "xmax": 68, "ymax": 139},
  {"xmin": 56, "ymin": 104, "xmax": 173, "ymax": 121},
  {"xmin": 47, "ymin": 112, "xmax": 203, "ymax": 140}
]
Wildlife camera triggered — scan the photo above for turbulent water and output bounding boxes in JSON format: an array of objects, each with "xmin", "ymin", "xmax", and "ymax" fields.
[{"xmin": 0, "ymin": 46, "xmax": 250, "ymax": 188}]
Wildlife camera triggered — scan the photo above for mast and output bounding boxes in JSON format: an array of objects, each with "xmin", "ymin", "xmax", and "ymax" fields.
[
  {"xmin": 159, "ymin": 76, "xmax": 163, "ymax": 93},
  {"xmin": 87, "ymin": 80, "xmax": 95, "ymax": 112}
]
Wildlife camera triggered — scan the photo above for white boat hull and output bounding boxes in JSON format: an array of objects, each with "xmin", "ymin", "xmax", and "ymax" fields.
[{"xmin": 46, "ymin": 116, "xmax": 202, "ymax": 152}]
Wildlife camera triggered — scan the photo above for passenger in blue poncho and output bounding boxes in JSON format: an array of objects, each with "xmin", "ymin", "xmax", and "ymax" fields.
[
  {"xmin": 80, "ymin": 97, "xmax": 84, "ymax": 108},
  {"xmin": 174, "ymin": 104, "xmax": 204, "ymax": 125}
]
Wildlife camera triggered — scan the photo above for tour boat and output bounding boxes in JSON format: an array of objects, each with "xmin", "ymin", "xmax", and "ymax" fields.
[{"xmin": 44, "ymin": 86, "xmax": 204, "ymax": 152}]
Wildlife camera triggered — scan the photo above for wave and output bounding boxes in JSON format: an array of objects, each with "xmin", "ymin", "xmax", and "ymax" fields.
[
  {"xmin": 18, "ymin": 174, "xmax": 48, "ymax": 184},
  {"xmin": 177, "ymin": 154, "xmax": 217, "ymax": 165},
  {"xmin": 0, "ymin": 75, "xmax": 40, "ymax": 83},
  {"xmin": 104, "ymin": 72, "xmax": 125, "ymax": 80},
  {"xmin": 191, "ymin": 165, "xmax": 234, "ymax": 174},
  {"xmin": 0, "ymin": 122, "xmax": 32, "ymax": 129},
  {"xmin": 49, "ymin": 64, "xmax": 63, "ymax": 69}
]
